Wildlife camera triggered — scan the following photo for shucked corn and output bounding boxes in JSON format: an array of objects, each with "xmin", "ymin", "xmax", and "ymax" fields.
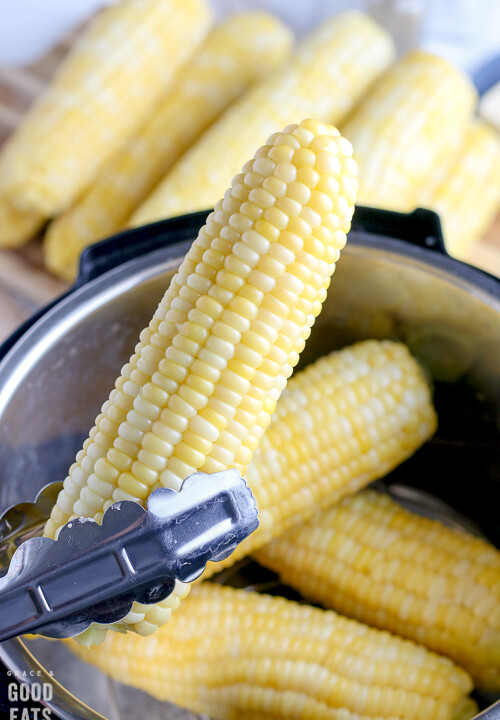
[
  {"xmin": 131, "ymin": 10, "xmax": 394, "ymax": 224},
  {"xmin": 202, "ymin": 340, "xmax": 437, "ymax": 578},
  {"xmin": 0, "ymin": 197, "xmax": 44, "ymax": 248},
  {"xmin": 72, "ymin": 583, "xmax": 477, "ymax": 720},
  {"xmin": 341, "ymin": 51, "xmax": 476, "ymax": 212},
  {"xmin": 424, "ymin": 120, "xmax": 500, "ymax": 261},
  {"xmin": 43, "ymin": 12, "xmax": 293, "ymax": 281},
  {"xmin": 257, "ymin": 489, "xmax": 500, "ymax": 691},
  {"xmin": 44, "ymin": 119, "xmax": 358, "ymax": 639},
  {"xmin": 0, "ymin": 0, "xmax": 212, "ymax": 218}
]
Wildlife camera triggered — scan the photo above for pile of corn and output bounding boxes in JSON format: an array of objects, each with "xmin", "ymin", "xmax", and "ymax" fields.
[
  {"xmin": 1, "ymin": 0, "xmax": 500, "ymax": 273},
  {"xmin": 1, "ymin": 2, "xmax": 499, "ymax": 719}
]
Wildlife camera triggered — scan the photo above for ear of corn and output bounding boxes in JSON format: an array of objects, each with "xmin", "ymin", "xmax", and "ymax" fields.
[
  {"xmin": 71, "ymin": 583, "xmax": 476, "ymax": 720},
  {"xmin": 0, "ymin": 197, "xmax": 44, "ymax": 248},
  {"xmin": 202, "ymin": 339, "xmax": 437, "ymax": 579},
  {"xmin": 43, "ymin": 12, "xmax": 293, "ymax": 281},
  {"xmin": 423, "ymin": 120, "xmax": 500, "ymax": 261},
  {"xmin": 256, "ymin": 488, "xmax": 500, "ymax": 692},
  {"xmin": 341, "ymin": 51, "xmax": 476, "ymax": 212},
  {"xmin": 44, "ymin": 119, "xmax": 358, "ymax": 639},
  {"xmin": 0, "ymin": 0, "xmax": 212, "ymax": 218},
  {"xmin": 131, "ymin": 10, "xmax": 394, "ymax": 225}
]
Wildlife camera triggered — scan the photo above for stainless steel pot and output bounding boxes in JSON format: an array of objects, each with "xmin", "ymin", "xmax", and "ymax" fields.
[{"xmin": 0, "ymin": 207, "xmax": 499, "ymax": 720}]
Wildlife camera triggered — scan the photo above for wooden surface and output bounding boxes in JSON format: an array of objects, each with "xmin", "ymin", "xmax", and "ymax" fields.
[{"xmin": 1, "ymin": 35, "xmax": 500, "ymax": 347}]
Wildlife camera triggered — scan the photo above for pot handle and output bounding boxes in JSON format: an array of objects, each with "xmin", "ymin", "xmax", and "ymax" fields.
[
  {"xmin": 74, "ymin": 205, "xmax": 447, "ymax": 289},
  {"xmin": 74, "ymin": 210, "xmax": 210, "ymax": 288},
  {"xmin": 350, "ymin": 206, "xmax": 447, "ymax": 254}
]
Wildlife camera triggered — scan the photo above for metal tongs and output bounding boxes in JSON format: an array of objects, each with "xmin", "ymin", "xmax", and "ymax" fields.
[{"xmin": 0, "ymin": 470, "xmax": 258, "ymax": 641}]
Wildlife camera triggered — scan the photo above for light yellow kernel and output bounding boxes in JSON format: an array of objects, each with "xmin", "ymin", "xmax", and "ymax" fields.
[
  {"xmin": 253, "ymin": 157, "xmax": 274, "ymax": 177},
  {"xmin": 316, "ymin": 151, "xmax": 342, "ymax": 175},
  {"xmin": 269, "ymin": 145, "xmax": 294, "ymax": 164},
  {"xmin": 263, "ymin": 206, "xmax": 289, "ymax": 230},
  {"xmin": 216, "ymin": 268, "xmax": 245, "ymax": 293},
  {"xmin": 239, "ymin": 201, "xmax": 262, "ymax": 222},
  {"xmin": 232, "ymin": 242, "xmax": 260, "ymax": 269},
  {"xmin": 300, "ymin": 207, "xmax": 321, "ymax": 228},
  {"xmin": 186, "ymin": 373, "xmax": 215, "ymax": 397},
  {"xmin": 212, "ymin": 320, "xmax": 241, "ymax": 345},
  {"xmin": 293, "ymin": 148, "xmax": 316, "ymax": 168},
  {"xmin": 175, "ymin": 441, "xmax": 205, "ymax": 469},
  {"xmin": 118, "ymin": 421, "xmax": 143, "ymax": 445},
  {"xmin": 242, "ymin": 229, "xmax": 270, "ymax": 255},
  {"xmin": 248, "ymin": 268, "xmax": 276, "ymax": 293},
  {"xmin": 117, "ymin": 473, "xmax": 149, "ymax": 499},
  {"xmin": 94, "ymin": 458, "xmax": 119, "ymax": 482},
  {"xmin": 274, "ymin": 162, "xmax": 297, "ymax": 183},
  {"xmin": 152, "ymin": 420, "xmax": 182, "ymax": 445},
  {"xmin": 168, "ymin": 395, "xmax": 197, "ymax": 420},
  {"xmin": 254, "ymin": 219, "xmax": 280, "ymax": 243},
  {"xmin": 297, "ymin": 166, "xmax": 320, "ymax": 189},
  {"xmin": 157, "ymin": 358, "xmax": 187, "ymax": 384},
  {"xmin": 87, "ymin": 474, "xmax": 115, "ymax": 499},
  {"xmin": 198, "ymin": 347, "xmax": 227, "ymax": 371},
  {"xmin": 168, "ymin": 456, "xmax": 196, "ymax": 481},
  {"xmin": 80, "ymin": 487, "xmax": 106, "ymax": 511},
  {"xmin": 263, "ymin": 175, "xmax": 287, "ymax": 198},
  {"xmin": 131, "ymin": 460, "xmax": 158, "ymax": 486},
  {"xmin": 273, "ymin": 133, "xmax": 300, "ymax": 149},
  {"xmin": 277, "ymin": 196, "xmax": 302, "ymax": 217},
  {"xmin": 191, "ymin": 358, "xmax": 220, "ymax": 383},
  {"xmin": 159, "ymin": 468, "xmax": 183, "ymax": 491},
  {"xmin": 235, "ymin": 343, "xmax": 263, "ymax": 369},
  {"xmin": 244, "ymin": 171, "xmax": 262, "ymax": 189},
  {"xmin": 197, "ymin": 295, "xmax": 223, "ymax": 320},
  {"xmin": 126, "ymin": 410, "xmax": 151, "ymax": 434},
  {"xmin": 137, "ymin": 449, "xmax": 167, "ymax": 473},
  {"xmin": 224, "ymin": 254, "xmax": 251, "ymax": 278}
]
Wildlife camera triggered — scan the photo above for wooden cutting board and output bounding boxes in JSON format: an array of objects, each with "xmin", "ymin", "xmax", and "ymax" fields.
[{"xmin": 1, "ymin": 36, "xmax": 500, "ymax": 346}]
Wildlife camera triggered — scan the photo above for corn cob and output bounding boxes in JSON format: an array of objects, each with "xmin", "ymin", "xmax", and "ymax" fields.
[
  {"xmin": 0, "ymin": 0, "xmax": 212, "ymax": 218},
  {"xmin": 424, "ymin": 120, "xmax": 500, "ymax": 260},
  {"xmin": 43, "ymin": 13, "xmax": 293, "ymax": 281},
  {"xmin": 0, "ymin": 197, "xmax": 44, "ymax": 248},
  {"xmin": 72, "ymin": 583, "xmax": 476, "ymax": 720},
  {"xmin": 341, "ymin": 51, "xmax": 476, "ymax": 212},
  {"xmin": 44, "ymin": 118, "xmax": 358, "ymax": 639},
  {"xmin": 256, "ymin": 489, "xmax": 500, "ymax": 691},
  {"xmin": 202, "ymin": 339, "xmax": 437, "ymax": 579},
  {"xmin": 131, "ymin": 10, "xmax": 394, "ymax": 225}
]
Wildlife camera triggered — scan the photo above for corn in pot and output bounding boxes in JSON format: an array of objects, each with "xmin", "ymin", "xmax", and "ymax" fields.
[
  {"xmin": 72, "ymin": 583, "xmax": 477, "ymax": 720},
  {"xmin": 257, "ymin": 489, "xmax": 500, "ymax": 691}
]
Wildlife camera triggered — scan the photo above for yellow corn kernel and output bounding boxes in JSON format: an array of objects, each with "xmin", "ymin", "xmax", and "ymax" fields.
[
  {"xmin": 424, "ymin": 120, "xmax": 500, "ymax": 260},
  {"xmin": 71, "ymin": 583, "xmax": 475, "ymax": 720},
  {"xmin": 0, "ymin": 197, "xmax": 44, "ymax": 248},
  {"xmin": 0, "ymin": 0, "xmax": 212, "ymax": 217},
  {"xmin": 257, "ymin": 489, "xmax": 500, "ymax": 691},
  {"xmin": 131, "ymin": 10, "xmax": 393, "ymax": 224},
  {"xmin": 43, "ymin": 12, "xmax": 293, "ymax": 281},
  {"xmin": 44, "ymin": 118, "xmax": 358, "ymax": 639},
  {"xmin": 201, "ymin": 339, "xmax": 437, "ymax": 578},
  {"xmin": 341, "ymin": 51, "xmax": 476, "ymax": 212}
]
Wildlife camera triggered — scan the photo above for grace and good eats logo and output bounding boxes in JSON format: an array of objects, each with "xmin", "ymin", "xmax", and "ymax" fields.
[{"xmin": 6, "ymin": 670, "xmax": 54, "ymax": 719}]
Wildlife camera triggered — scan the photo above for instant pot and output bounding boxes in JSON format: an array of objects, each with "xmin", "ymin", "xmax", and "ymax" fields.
[{"xmin": 0, "ymin": 207, "xmax": 499, "ymax": 719}]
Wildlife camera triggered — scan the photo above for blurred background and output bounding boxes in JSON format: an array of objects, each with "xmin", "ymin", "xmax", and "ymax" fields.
[
  {"xmin": 1, "ymin": 0, "xmax": 500, "ymax": 343},
  {"xmin": 2, "ymin": 0, "xmax": 500, "ymax": 69}
]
